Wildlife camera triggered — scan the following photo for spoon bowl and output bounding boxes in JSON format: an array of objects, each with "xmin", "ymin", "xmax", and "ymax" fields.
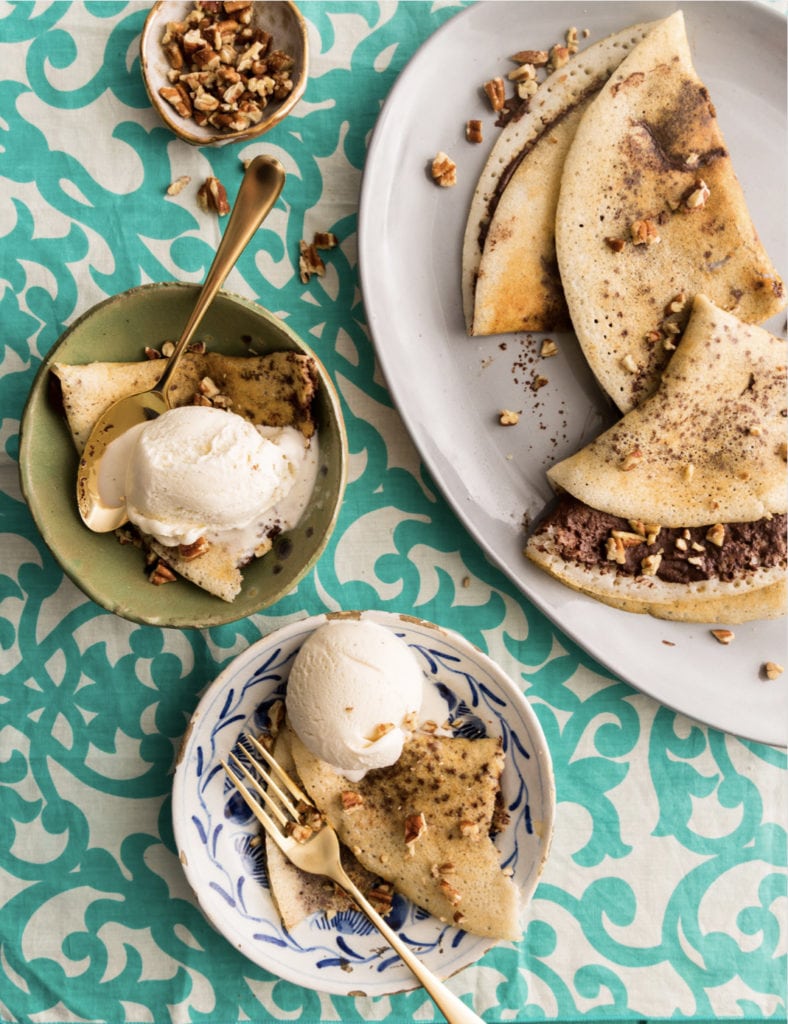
[{"xmin": 76, "ymin": 154, "xmax": 286, "ymax": 532}]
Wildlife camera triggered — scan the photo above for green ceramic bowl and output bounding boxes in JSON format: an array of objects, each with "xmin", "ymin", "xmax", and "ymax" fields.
[{"xmin": 19, "ymin": 283, "xmax": 347, "ymax": 628}]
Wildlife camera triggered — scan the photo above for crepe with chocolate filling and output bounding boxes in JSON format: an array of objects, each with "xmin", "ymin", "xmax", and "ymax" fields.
[
  {"xmin": 462, "ymin": 19, "xmax": 657, "ymax": 336},
  {"xmin": 287, "ymin": 725, "xmax": 521, "ymax": 940},
  {"xmin": 51, "ymin": 350, "xmax": 319, "ymax": 602},
  {"xmin": 525, "ymin": 295, "xmax": 787, "ymax": 622},
  {"xmin": 555, "ymin": 10, "xmax": 785, "ymax": 412}
]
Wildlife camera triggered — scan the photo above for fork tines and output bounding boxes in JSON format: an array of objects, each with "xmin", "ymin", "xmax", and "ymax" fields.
[{"xmin": 222, "ymin": 732, "xmax": 314, "ymax": 841}]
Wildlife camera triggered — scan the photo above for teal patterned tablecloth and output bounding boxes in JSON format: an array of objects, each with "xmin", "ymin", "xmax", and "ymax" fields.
[{"xmin": 1, "ymin": 2, "xmax": 786, "ymax": 1022}]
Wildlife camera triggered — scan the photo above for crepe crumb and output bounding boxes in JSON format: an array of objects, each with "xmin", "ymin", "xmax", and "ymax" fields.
[
  {"xmin": 499, "ymin": 409, "xmax": 520, "ymax": 425},
  {"xmin": 763, "ymin": 661, "xmax": 784, "ymax": 680}
]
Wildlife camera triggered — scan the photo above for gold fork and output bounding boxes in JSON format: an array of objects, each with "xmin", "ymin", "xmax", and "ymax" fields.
[{"xmin": 223, "ymin": 734, "xmax": 485, "ymax": 1024}]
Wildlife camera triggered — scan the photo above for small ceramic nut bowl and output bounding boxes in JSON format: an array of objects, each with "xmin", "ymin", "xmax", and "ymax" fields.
[{"xmin": 140, "ymin": 0, "xmax": 309, "ymax": 146}]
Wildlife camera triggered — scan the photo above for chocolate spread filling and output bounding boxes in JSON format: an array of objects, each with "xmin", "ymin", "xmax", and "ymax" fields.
[
  {"xmin": 534, "ymin": 494, "xmax": 786, "ymax": 584},
  {"xmin": 478, "ymin": 82, "xmax": 604, "ymax": 252}
]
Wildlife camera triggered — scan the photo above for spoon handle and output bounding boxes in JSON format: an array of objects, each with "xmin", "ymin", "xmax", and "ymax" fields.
[{"xmin": 156, "ymin": 154, "xmax": 286, "ymax": 397}]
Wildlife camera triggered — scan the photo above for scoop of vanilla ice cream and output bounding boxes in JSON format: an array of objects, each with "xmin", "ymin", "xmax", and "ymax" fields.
[
  {"xmin": 286, "ymin": 619, "xmax": 425, "ymax": 780},
  {"xmin": 124, "ymin": 405, "xmax": 305, "ymax": 546}
]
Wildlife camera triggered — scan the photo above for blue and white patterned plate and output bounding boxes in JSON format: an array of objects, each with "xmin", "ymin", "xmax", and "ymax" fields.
[{"xmin": 172, "ymin": 610, "xmax": 555, "ymax": 996}]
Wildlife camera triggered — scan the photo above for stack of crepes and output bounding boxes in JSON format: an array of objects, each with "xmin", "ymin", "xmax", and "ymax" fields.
[{"xmin": 462, "ymin": 10, "xmax": 787, "ymax": 623}]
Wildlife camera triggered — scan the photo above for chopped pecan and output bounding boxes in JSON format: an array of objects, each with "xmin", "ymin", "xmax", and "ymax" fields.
[
  {"xmin": 313, "ymin": 231, "xmax": 338, "ymax": 249},
  {"xmin": 640, "ymin": 552, "xmax": 663, "ymax": 576},
  {"xmin": 548, "ymin": 44, "xmax": 570, "ymax": 69},
  {"xmin": 605, "ymin": 536, "xmax": 627, "ymax": 565},
  {"xmin": 630, "ymin": 218, "xmax": 660, "ymax": 245},
  {"xmin": 482, "ymin": 76, "xmax": 506, "ymax": 111},
  {"xmin": 763, "ymin": 661, "xmax": 784, "ymax": 680},
  {"xmin": 178, "ymin": 536, "xmax": 210, "ymax": 561},
  {"xmin": 158, "ymin": 83, "xmax": 192, "ymax": 118},
  {"xmin": 507, "ymin": 62, "xmax": 537, "ymax": 82},
  {"xmin": 298, "ymin": 240, "xmax": 325, "ymax": 283},
  {"xmin": 166, "ymin": 174, "xmax": 191, "ymax": 196},
  {"xmin": 404, "ymin": 812, "xmax": 428, "ymax": 853},
  {"xmin": 540, "ymin": 338, "xmax": 558, "ymax": 358},
  {"xmin": 611, "ymin": 529, "xmax": 648, "ymax": 546},
  {"xmin": 711, "ymin": 629, "xmax": 735, "ymax": 645},
  {"xmin": 510, "ymin": 48, "xmax": 548, "ymax": 66},
  {"xmin": 198, "ymin": 375, "xmax": 221, "ymax": 398},
  {"xmin": 365, "ymin": 722, "xmax": 394, "ymax": 744},
  {"xmin": 158, "ymin": 2, "xmax": 294, "ymax": 135},
  {"xmin": 367, "ymin": 884, "xmax": 394, "ymax": 915},
  {"xmin": 458, "ymin": 819, "xmax": 481, "ymax": 840},
  {"xmin": 439, "ymin": 879, "xmax": 462, "ymax": 906},
  {"xmin": 498, "ymin": 409, "xmax": 519, "ymax": 426},
  {"xmin": 149, "ymin": 560, "xmax": 177, "ymax": 585},
  {"xmin": 516, "ymin": 77, "xmax": 539, "ymax": 99},
  {"xmin": 620, "ymin": 448, "xmax": 643, "ymax": 471},
  {"xmin": 684, "ymin": 178, "xmax": 710, "ymax": 210},
  {"xmin": 431, "ymin": 151, "xmax": 457, "ymax": 187},
  {"xmin": 465, "ymin": 119, "xmax": 483, "ymax": 144},
  {"xmin": 284, "ymin": 822, "xmax": 314, "ymax": 843},
  {"xmin": 665, "ymin": 291, "xmax": 688, "ymax": 315},
  {"xmin": 197, "ymin": 176, "xmax": 230, "ymax": 215}
]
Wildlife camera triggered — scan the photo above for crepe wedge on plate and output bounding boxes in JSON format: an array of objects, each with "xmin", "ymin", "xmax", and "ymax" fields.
[
  {"xmin": 463, "ymin": 19, "xmax": 659, "ymax": 337},
  {"xmin": 51, "ymin": 350, "xmax": 318, "ymax": 601},
  {"xmin": 280, "ymin": 724, "xmax": 521, "ymax": 940},
  {"xmin": 525, "ymin": 295, "xmax": 787, "ymax": 623},
  {"xmin": 555, "ymin": 10, "xmax": 785, "ymax": 412}
]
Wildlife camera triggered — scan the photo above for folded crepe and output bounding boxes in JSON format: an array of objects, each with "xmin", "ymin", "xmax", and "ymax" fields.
[
  {"xmin": 525, "ymin": 295, "xmax": 787, "ymax": 622},
  {"xmin": 51, "ymin": 350, "xmax": 319, "ymax": 602},
  {"xmin": 263, "ymin": 724, "xmax": 380, "ymax": 932},
  {"xmin": 288, "ymin": 726, "xmax": 521, "ymax": 940},
  {"xmin": 555, "ymin": 10, "xmax": 785, "ymax": 412},
  {"xmin": 53, "ymin": 350, "xmax": 318, "ymax": 451},
  {"xmin": 463, "ymin": 20, "xmax": 658, "ymax": 336}
]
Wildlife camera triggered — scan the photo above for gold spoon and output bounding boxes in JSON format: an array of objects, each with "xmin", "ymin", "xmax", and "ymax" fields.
[{"xmin": 76, "ymin": 154, "xmax": 286, "ymax": 533}]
